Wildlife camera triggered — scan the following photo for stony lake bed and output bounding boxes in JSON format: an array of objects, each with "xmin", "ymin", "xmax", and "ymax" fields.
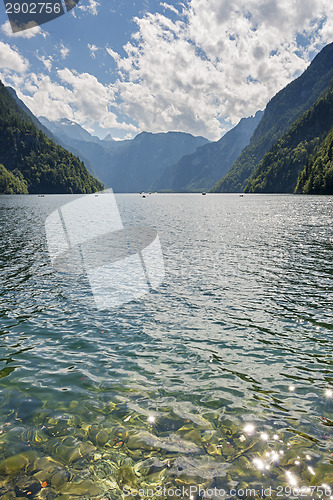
[{"xmin": 0, "ymin": 194, "xmax": 332, "ymax": 499}]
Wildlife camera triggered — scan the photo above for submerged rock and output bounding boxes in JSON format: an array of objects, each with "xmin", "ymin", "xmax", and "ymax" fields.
[
  {"xmin": 50, "ymin": 436, "xmax": 96, "ymax": 465},
  {"xmin": 167, "ymin": 457, "xmax": 230, "ymax": 483},
  {"xmin": 0, "ymin": 491, "xmax": 16, "ymax": 500},
  {"xmin": 0, "ymin": 451, "xmax": 38, "ymax": 476},
  {"xmin": 115, "ymin": 465, "xmax": 137, "ymax": 489},
  {"xmin": 58, "ymin": 479, "xmax": 101, "ymax": 496},
  {"xmin": 134, "ymin": 457, "xmax": 168, "ymax": 477},
  {"xmin": 14, "ymin": 476, "xmax": 41, "ymax": 498}
]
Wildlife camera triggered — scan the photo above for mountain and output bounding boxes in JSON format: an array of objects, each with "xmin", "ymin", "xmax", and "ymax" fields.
[
  {"xmin": 98, "ymin": 131, "xmax": 209, "ymax": 192},
  {"xmin": 103, "ymin": 133, "xmax": 114, "ymax": 142},
  {"xmin": 0, "ymin": 81, "xmax": 103, "ymax": 194},
  {"xmin": 153, "ymin": 111, "xmax": 263, "ymax": 192},
  {"xmin": 38, "ymin": 119, "xmax": 209, "ymax": 192},
  {"xmin": 245, "ymin": 80, "xmax": 333, "ymax": 194},
  {"xmin": 6, "ymin": 90, "xmax": 100, "ymax": 179},
  {"xmin": 7, "ymin": 87, "xmax": 59, "ymax": 142},
  {"xmin": 212, "ymin": 42, "xmax": 333, "ymax": 193},
  {"xmin": 295, "ymin": 125, "xmax": 333, "ymax": 195},
  {"xmin": 39, "ymin": 116, "xmax": 100, "ymax": 144}
]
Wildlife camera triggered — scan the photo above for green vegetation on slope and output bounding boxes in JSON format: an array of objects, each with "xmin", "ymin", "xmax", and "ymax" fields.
[
  {"xmin": 212, "ymin": 42, "xmax": 333, "ymax": 193},
  {"xmin": 0, "ymin": 81, "xmax": 103, "ymax": 194},
  {"xmin": 295, "ymin": 127, "xmax": 333, "ymax": 194},
  {"xmin": 244, "ymin": 80, "xmax": 333, "ymax": 193},
  {"xmin": 0, "ymin": 164, "xmax": 28, "ymax": 194}
]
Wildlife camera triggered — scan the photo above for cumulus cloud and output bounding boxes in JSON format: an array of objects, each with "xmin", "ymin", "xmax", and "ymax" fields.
[
  {"xmin": 160, "ymin": 2, "xmax": 180, "ymax": 15},
  {"xmin": 106, "ymin": 0, "xmax": 333, "ymax": 139},
  {"xmin": 0, "ymin": 41, "xmax": 29, "ymax": 72},
  {"xmin": 37, "ymin": 55, "xmax": 53, "ymax": 72},
  {"xmin": 78, "ymin": 0, "xmax": 100, "ymax": 16},
  {"xmin": 59, "ymin": 43, "xmax": 70, "ymax": 59},
  {"xmin": 2, "ymin": 0, "xmax": 333, "ymax": 140},
  {"xmin": 1, "ymin": 21, "xmax": 44, "ymax": 39},
  {"xmin": 3, "ymin": 65, "xmax": 137, "ymax": 134}
]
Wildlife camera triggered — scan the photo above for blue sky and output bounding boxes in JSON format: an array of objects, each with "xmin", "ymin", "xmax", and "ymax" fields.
[{"xmin": 0, "ymin": 0, "xmax": 332, "ymax": 140}]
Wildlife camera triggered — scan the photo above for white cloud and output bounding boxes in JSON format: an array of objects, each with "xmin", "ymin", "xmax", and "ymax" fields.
[
  {"xmin": 0, "ymin": 42, "xmax": 29, "ymax": 72},
  {"xmin": 1, "ymin": 21, "xmax": 44, "ymax": 39},
  {"xmin": 160, "ymin": 2, "xmax": 180, "ymax": 15},
  {"xmin": 5, "ymin": 68, "xmax": 137, "ymax": 134},
  {"xmin": 105, "ymin": 0, "xmax": 333, "ymax": 139},
  {"xmin": 2, "ymin": 1, "xmax": 333, "ymax": 141},
  {"xmin": 88, "ymin": 43, "xmax": 99, "ymax": 59},
  {"xmin": 105, "ymin": 46, "xmax": 121, "ymax": 63},
  {"xmin": 78, "ymin": 0, "xmax": 100, "ymax": 16},
  {"xmin": 37, "ymin": 55, "xmax": 53, "ymax": 72},
  {"xmin": 59, "ymin": 43, "xmax": 70, "ymax": 59}
]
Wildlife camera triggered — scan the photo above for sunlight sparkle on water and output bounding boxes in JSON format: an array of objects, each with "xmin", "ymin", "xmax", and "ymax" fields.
[
  {"xmin": 253, "ymin": 458, "xmax": 265, "ymax": 471},
  {"xmin": 286, "ymin": 471, "xmax": 298, "ymax": 487},
  {"xmin": 325, "ymin": 389, "xmax": 333, "ymax": 398},
  {"xmin": 244, "ymin": 423, "xmax": 255, "ymax": 435},
  {"xmin": 308, "ymin": 466, "xmax": 315, "ymax": 476}
]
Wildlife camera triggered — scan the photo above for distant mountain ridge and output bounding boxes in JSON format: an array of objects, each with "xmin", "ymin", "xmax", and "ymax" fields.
[
  {"xmin": 153, "ymin": 111, "xmax": 263, "ymax": 192},
  {"xmin": 212, "ymin": 42, "xmax": 333, "ymax": 192},
  {"xmin": 39, "ymin": 116, "xmax": 101, "ymax": 144},
  {"xmin": 99, "ymin": 131, "xmax": 210, "ymax": 192},
  {"xmin": 0, "ymin": 81, "xmax": 103, "ymax": 194},
  {"xmin": 39, "ymin": 118, "xmax": 210, "ymax": 192}
]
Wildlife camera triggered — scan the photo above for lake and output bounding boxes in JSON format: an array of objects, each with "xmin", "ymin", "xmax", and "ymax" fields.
[{"xmin": 0, "ymin": 193, "xmax": 332, "ymax": 499}]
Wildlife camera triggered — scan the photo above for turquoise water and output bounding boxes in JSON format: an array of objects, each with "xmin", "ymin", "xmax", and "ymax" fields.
[{"xmin": 0, "ymin": 194, "xmax": 332, "ymax": 499}]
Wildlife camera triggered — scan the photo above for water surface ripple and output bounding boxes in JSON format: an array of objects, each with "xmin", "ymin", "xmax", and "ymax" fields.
[{"xmin": 0, "ymin": 194, "xmax": 332, "ymax": 499}]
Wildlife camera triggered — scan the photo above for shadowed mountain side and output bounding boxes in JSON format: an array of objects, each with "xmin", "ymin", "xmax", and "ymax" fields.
[
  {"xmin": 152, "ymin": 111, "xmax": 263, "ymax": 192},
  {"xmin": 245, "ymin": 80, "xmax": 333, "ymax": 194},
  {"xmin": 212, "ymin": 42, "xmax": 333, "ymax": 192},
  {"xmin": 38, "ymin": 120, "xmax": 210, "ymax": 192}
]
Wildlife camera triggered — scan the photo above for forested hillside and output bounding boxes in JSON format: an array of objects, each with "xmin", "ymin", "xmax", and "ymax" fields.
[
  {"xmin": 0, "ymin": 81, "xmax": 103, "ymax": 194},
  {"xmin": 244, "ymin": 81, "xmax": 333, "ymax": 194},
  {"xmin": 295, "ymin": 127, "xmax": 333, "ymax": 194},
  {"xmin": 212, "ymin": 42, "xmax": 333, "ymax": 192}
]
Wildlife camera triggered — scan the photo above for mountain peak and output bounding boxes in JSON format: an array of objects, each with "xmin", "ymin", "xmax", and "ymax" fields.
[
  {"xmin": 38, "ymin": 116, "xmax": 100, "ymax": 144},
  {"xmin": 102, "ymin": 133, "xmax": 114, "ymax": 142}
]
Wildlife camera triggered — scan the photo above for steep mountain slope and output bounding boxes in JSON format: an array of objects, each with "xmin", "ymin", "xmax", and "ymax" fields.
[
  {"xmin": 295, "ymin": 126, "xmax": 333, "ymax": 194},
  {"xmin": 8, "ymin": 88, "xmax": 59, "ymax": 142},
  {"xmin": 153, "ymin": 111, "xmax": 263, "ymax": 192},
  {"xmin": 39, "ymin": 116, "xmax": 100, "ymax": 144},
  {"xmin": 212, "ymin": 42, "xmax": 333, "ymax": 193},
  {"xmin": 8, "ymin": 89, "xmax": 101, "ymax": 180},
  {"xmin": 0, "ymin": 163, "xmax": 28, "ymax": 194},
  {"xmin": 0, "ymin": 81, "xmax": 103, "ymax": 194},
  {"xmin": 245, "ymin": 80, "xmax": 333, "ymax": 193}
]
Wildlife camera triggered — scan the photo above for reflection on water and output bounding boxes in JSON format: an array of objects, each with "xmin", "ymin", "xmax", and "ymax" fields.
[{"xmin": 0, "ymin": 194, "xmax": 332, "ymax": 499}]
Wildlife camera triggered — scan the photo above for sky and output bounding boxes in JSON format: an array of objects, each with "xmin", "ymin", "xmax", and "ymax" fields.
[{"xmin": 0, "ymin": 0, "xmax": 333, "ymax": 140}]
